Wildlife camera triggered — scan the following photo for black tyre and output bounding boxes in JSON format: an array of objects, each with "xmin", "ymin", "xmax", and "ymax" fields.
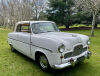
[
  {"xmin": 10, "ymin": 45, "xmax": 16, "ymax": 52},
  {"xmin": 38, "ymin": 54, "xmax": 50, "ymax": 71}
]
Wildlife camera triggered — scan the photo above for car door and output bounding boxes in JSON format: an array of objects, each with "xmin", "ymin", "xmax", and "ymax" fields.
[{"xmin": 16, "ymin": 24, "xmax": 31, "ymax": 57}]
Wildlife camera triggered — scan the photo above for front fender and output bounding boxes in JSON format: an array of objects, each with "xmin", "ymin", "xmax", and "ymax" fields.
[
  {"xmin": 34, "ymin": 48, "xmax": 56, "ymax": 67},
  {"xmin": 31, "ymin": 35, "xmax": 62, "ymax": 53}
]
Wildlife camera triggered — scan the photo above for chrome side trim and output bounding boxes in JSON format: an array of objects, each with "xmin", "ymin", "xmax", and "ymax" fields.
[{"xmin": 8, "ymin": 37, "xmax": 53, "ymax": 52}]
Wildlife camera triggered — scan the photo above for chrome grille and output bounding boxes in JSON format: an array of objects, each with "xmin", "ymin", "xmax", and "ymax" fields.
[
  {"xmin": 73, "ymin": 45, "xmax": 83, "ymax": 56},
  {"xmin": 64, "ymin": 45, "xmax": 87, "ymax": 59}
]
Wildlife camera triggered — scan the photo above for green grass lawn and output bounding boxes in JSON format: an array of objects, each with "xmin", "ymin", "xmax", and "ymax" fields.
[{"xmin": 0, "ymin": 28, "xmax": 100, "ymax": 76}]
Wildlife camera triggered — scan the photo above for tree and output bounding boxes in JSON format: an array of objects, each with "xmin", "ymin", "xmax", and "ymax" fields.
[
  {"xmin": 75, "ymin": 0, "xmax": 100, "ymax": 36},
  {"xmin": 46, "ymin": 0, "xmax": 75, "ymax": 29},
  {"xmin": 72, "ymin": 6, "xmax": 93, "ymax": 25},
  {"xmin": 0, "ymin": 0, "xmax": 48, "ymax": 29},
  {"xmin": 31, "ymin": 0, "xmax": 48, "ymax": 20}
]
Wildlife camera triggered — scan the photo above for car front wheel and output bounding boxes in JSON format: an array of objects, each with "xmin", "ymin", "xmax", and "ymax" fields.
[{"xmin": 39, "ymin": 54, "xmax": 50, "ymax": 71}]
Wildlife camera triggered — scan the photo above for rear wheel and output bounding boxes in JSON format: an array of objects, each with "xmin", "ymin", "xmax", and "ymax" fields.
[
  {"xmin": 10, "ymin": 45, "xmax": 16, "ymax": 52},
  {"xmin": 38, "ymin": 54, "xmax": 50, "ymax": 71}
]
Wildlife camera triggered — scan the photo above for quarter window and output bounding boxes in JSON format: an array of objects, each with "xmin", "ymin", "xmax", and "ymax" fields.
[{"xmin": 16, "ymin": 24, "xmax": 30, "ymax": 33}]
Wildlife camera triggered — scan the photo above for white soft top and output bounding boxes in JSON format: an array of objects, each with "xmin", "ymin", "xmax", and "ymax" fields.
[{"xmin": 16, "ymin": 21, "xmax": 53, "ymax": 25}]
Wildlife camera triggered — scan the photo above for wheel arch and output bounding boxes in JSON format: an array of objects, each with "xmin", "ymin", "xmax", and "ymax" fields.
[
  {"xmin": 35, "ymin": 51, "xmax": 47, "ymax": 62},
  {"xmin": 33, "ymin": 49, "xmax": 53, "ymax": 68}
]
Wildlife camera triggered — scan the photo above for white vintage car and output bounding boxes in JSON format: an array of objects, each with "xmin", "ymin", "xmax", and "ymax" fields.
[{"xmin": 8, "ymin": 21, "xmax": 91, "ymax": 71}]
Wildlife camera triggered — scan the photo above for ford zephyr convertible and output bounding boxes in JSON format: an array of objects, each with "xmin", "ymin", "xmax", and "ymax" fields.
[{"xmin": 8, "ymin": 21, "xmax": 91, "ymax": 71}]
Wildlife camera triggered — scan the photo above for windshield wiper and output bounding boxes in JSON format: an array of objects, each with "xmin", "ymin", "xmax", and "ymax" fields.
[
  {"xmin": 47, "ymin": 31, "xmax": 54, "ymax": 32},
  {"xmin": 39, "ymin": 31, "xmax": 54, "ymax": 33}
]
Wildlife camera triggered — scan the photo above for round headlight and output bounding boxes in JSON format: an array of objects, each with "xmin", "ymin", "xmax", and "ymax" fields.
[
  {"xmin": 87, "ymin": 40, "xmax": 90, "ymax": 45},
  {"xmin": 58, "ymin": 44, "xmax": 65, "ymax": 53}
]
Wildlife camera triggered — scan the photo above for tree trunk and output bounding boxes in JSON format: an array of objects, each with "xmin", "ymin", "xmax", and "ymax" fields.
[
  {"xmin": 94, "ymin": 23, "xmax": 97, "ymax": 28},
  {"xmin": 35, "ymin": 9, "xmax": 38, "ymax": 20},
  {"xmin": 65, "ymin": 25, "xmax": 70, "ymax": 29},
  {"xmin": 94, "ymin": 16, "xmax": 98, "ymax": 28},
  {"xmin": 91, "ymin": 12, "xmax": 96, "ymax": 37}
]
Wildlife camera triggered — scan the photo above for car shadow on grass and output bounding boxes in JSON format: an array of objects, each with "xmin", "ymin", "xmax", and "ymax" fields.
[
  {"xmin": 47, "ymin": 62, "xmax": 92, "ymax": 76},
  {"xmin": 12, "ymin": 50, "xmax": 40, "ymax": 68}
]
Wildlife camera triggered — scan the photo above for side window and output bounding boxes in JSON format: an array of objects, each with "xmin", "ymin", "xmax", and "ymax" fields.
[{"xmin": 16, "ymin": 24, "xmax": 31, "ymax": 33}]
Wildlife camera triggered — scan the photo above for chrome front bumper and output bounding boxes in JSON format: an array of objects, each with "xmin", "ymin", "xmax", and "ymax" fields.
[{"xmin": 54, "ymin": 51, "xmax": 91, "ymax": 69}]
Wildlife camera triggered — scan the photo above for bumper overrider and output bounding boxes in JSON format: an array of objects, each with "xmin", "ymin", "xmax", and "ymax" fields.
[{"xmin": 54, "ymin": 51, "xmax": 92, "ymax": 69}]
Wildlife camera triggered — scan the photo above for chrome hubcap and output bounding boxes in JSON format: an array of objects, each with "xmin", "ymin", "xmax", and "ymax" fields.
[{"xmin": 39, "ymin": 55, "xmax": 48, "ymax": 69}]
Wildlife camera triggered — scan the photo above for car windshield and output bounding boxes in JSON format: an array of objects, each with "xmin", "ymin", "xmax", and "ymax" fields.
[{"xmin": 31, "ymin": 22, "xmax": 59, "ymax": 34}]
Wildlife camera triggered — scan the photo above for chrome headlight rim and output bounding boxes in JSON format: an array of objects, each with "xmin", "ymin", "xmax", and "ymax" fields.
[
  {"xmin": 87, "ymin": 39, "xmax": 91, "ymax": 45},
  {"xmin": 58, "ymin": 44, "xmax": 65, "ymax": 53}
]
